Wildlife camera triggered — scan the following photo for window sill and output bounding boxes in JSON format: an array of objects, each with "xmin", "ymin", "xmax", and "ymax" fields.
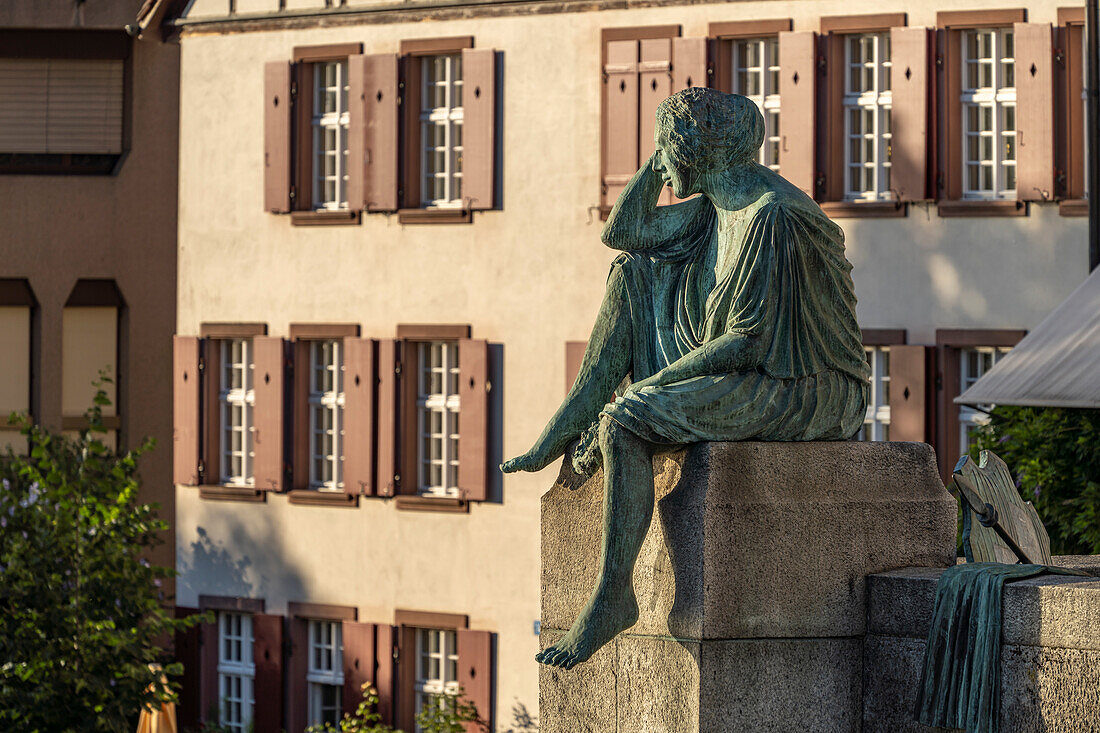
[
  {"xmin": 397, "ymin": 208, "xmax": 472, "ymax": 225},
  {"xmin": 394, "ymin": 495, "xmax": 469, "ymax": 513},
  {"xmin": 198, "ymin": 485, "xmax": 266, "ymax": 503},
  {"xmin": 290, "ymin": 209, "xmax": 361, "ymax": 226},
  {"xmin": 818, "ymin": 201, "xmax": 907, "ymax": 219},
  {"xmin": 937, "ymin": 200, "xmax": 1027, "ymax": 217},
  {"xmin": 1060, "ymin": 199, "xmax": 1088, "ymax": 217},
  {"xmin": 287, "ymin": 490, "xmax": 359, "ymax": 507}
]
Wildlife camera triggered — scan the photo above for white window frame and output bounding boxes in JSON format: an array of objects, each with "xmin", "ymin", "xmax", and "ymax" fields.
[
  {"xmin": 309, "ymin": 339, "xmax": 345, "ymax": 492},
  {"xmin": 217, "ymin": 612, "xmax": 255, "ymax": 733},
  {"xmin": 220, "ymin": 339, "xmax": 255, "ymax": 487},
  {"xmin": 858, "ymin": 346, "xmax": 891, "ymax": 441},
  {"xmin": 414, "ymin": 627, "xmax": 460, "ymax": 733},
  {"xmin": 731, "ymin": 37, "xmax": 781, "ymax": 171},
  {"xmin": 961, "ymin": 28, "xmax": 1017, "ymax": 200},
  {"xmin": 959, "ymin": 346, "xmax": 1011, "ymax": 454},
  {"xmin": 307, "ymin": 619, "xmax": 344, "ymax": 727},
  {"xmin": 417, "ymin": 341, "xmax": 461, "ymax": 498},
  {"xmin": 843, "ymin": 33, "xmax": 893, "ymax": 201},
  {"xmin": 420, "ymin": 54, "xmax": 464, "ymax": 208},
  {"xmin": 312, "ymin": 60, "xmax": 350, "ymax": 211}
]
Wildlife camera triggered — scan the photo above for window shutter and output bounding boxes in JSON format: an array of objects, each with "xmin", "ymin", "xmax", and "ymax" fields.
[
  {"xmin": 565, "ymin": 340, "xmax": 586, "ymax": 395},
  {"xmin": 252, "ymin": 336, "xmax": 285, "ymax": 491},
  {"xmin": 778, "ymin": 31, "xmax": 817, "ymax": 197},
  {"xmin": 890, "ymin": 27, "xmax": 931, "ymax": 201},
  {"xmin": 264, "ymin": 60, "xmax": 293, "ymax": 214},
  {"xmin": 602, "ymin": 40, "xmax": 640, "ymax": 209},
  {"xmin": 671, "ymin": 37, "xmax": 710, "ymax": 93},
  {"xmin": 202, "ymin": 339, "xmax": 221, "ymax": 485},
  {"xmin": 173, "ymin": 336, "xmax": 201, "ymax": 486},
  {"xmin": 253, "ymin": 614, "xmax": 285, "ymax": 732},
  {"xmin": 888, "ymin": 344, "xmax": 932, "ymax": 443},
  {"xmin": 375, "ymin": 624, "xmax": 396, "ymax": 725},
  {"xmin": 395, "ymin": 625, "xmax": 418, "ymax": 732},
  {"xmin": 292, "ymin": 339, "xmax": 311, "ymax": 490},
  {"xmin": 457, "ymin": 629, "xmax": 493, "ymax": 732},
  {"xmin": 462, "ymin": 48, "xmax": 497, "ymax": 211},
  {"xmin": 458, "ymin": 338, "xmax": 490, "ymax": 502},
  {"xmin": 199, "ymin": 615, "xmax": 219, "ymax": 723},
  {"xmin": 1014, "ymin": 22, "xmax": 1055, "ymax": 201},
  {"xmin": 288, "ymin": 617, "xmax": 309, "ymax": 733},
  {"xmin": 174, "ymin": 608, "xmax": 202, "ymax": 731},
  {"xmin": 398, "ymin": 340, "xmax": 420, "ymax": 496},
  {"xmin": 348, "ymin": 54, "xmax": 399, "ymax": 212},
  {"xmin": 342, "ymin": 621, "xmax": 376, "ymax": 715},
  {"xmin": 639, "ymin": 38, "xmax": 672, "ymax": 206},
  {"xmin": 376, "ymin": 339, "xmax": 398, "ymax": 497},
  {"xmin": 343, "ymin": 337, "xmax": 376, "ymax": 496}
]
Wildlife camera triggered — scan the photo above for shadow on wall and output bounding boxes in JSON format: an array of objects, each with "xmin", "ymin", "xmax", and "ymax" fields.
[{"xmin": 177, "ymin": 519, "xmax": 309, "ymax": 605}]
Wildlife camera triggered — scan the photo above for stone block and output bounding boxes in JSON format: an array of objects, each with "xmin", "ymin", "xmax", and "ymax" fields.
[{"xmin": 542, "ymin": 441, "xmax": 955, "ymax": 640}]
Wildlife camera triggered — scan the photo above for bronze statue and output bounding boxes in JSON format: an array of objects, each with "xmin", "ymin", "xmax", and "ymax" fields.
[{"xmin": 502, "ymin": 88, "xmax": 870, "ymax": 669}]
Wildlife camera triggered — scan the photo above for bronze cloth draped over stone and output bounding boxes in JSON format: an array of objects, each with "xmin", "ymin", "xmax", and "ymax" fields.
[{"xmin": 602, "ymin": 191, "xmax": 870, "ymax": 444}]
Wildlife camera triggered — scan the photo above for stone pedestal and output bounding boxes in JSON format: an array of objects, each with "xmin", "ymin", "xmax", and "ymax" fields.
[{"xmin": 540, "ymin": 441, "xmax": 956, "ymax": 733}]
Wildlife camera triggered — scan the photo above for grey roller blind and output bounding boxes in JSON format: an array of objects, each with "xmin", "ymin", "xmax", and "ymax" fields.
[{"xmin": 0, "ymin": 58, "xmax": 123, "ymax": 154}]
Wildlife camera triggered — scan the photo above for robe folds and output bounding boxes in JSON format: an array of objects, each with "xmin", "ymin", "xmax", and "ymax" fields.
[{"xmin": 602, "ymin": 189, "xmax": 871, "ymax": 444}]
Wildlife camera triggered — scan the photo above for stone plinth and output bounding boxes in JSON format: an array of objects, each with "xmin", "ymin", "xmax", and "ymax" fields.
[
  {"xmin": 540, "ymin": 441, "xmax": 955, "ymax": 733},
  {"xmin": 864, "ymin": 558, "xmax": 1100, "ymax": 732}
]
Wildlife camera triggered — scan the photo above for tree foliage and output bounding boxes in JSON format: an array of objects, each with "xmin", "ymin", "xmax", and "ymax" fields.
[
  {"xmin": 0, "ymin": 383, "xmax": 203, "ymax": 732},
  {"xmin": 972, "ymin": 405, "xmax": 1100, "ymax": 555},
  {"xmin": 305, "ymin": 684, "xmax": 487, "ymax": 733}
]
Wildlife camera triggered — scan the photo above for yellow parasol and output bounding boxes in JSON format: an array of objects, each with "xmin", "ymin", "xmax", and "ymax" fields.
[{"xmin": 136, "ymin": 665, "xmax": 177, "ymax": 733}]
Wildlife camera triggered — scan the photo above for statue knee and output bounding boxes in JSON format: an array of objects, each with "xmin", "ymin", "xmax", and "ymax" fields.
[{"xmin": 598, "ymin": 415, "xmax": 641, "ymax": 455}]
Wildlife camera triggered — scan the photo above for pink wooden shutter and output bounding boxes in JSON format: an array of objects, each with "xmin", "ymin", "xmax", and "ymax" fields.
[
  {"xmin": 174, "ymin": 608, "xmax": 202, "ymax": 731},
  {"xmin": 457, "ymin": 629, "xmax": 493, "ymax": 732},
  {"xmin": 1014, "ymin": 22, "xmax": 1055, "ymax": 201},
  {"xmin": 890, "ymin": 27, "xmax": 930, "ymax": 201},
  {"xmin": 199, "ymin": 615, "xmax": 218, "ymax": 723},
  {"xmin": 462, "ymin": 48, "xmax": 496, "ymax": 211},
  {"xmin": 288, "ymin": 617, "xmax": 309, "ymax": 733},
  {"xmin": 292, "ymin": 340, "xmax": 311, "ymax": 490},
  {"xmin": 458, "ymin": 338, "xmax": 489, "ymax": 502},
  {"xmin": 375, "ymin": 624, "xmax": 396, "ymax": 725},
  {"xmin": 173, "ymin": 336, "xmax": 201, "ymax": 485},
  {"xmin": 252, "ymin": 336, "xmax": 285, "ymax": 491},
  {"xmin": 253, "ymin": 614, "xmax": 285, "ymax": 731},
  {"xmin": 672, "ymin": 37, "xmax": 709, "ymax": 92},
  {"xmin": 564, "ymin": 340, "xmax": 586, "ymax": 395},
  {"xmin": 603, "ymin": 40, "xmax": 639, "ymax": 208},
  {"xmin": 264, "ymin": 61, "xmax": 292, "ymax": 213},
  {"xmin": 376, "ymin": 339, "xmax": 398, "ymax": 497},
  {"xmin": 889, "ymin": 345, "xmax": 932, "ymax": 443},
  {"xmin": 778, "ymin": 31, "xmax": 817, "ymax": 197},
  {"xmin": 639, "ymin": 38, "xmax": 672, "ymax": 206},
  {"xmin": 343, "ymin": 337, "xmax": 376, "ymax": 496},
  {"xmin": 342, "ymin": 621, "xmax": 376, "ymax": 715},
  {"xmin": 348, "ymin": 53, "xmax": 399, "ymax": 212}
]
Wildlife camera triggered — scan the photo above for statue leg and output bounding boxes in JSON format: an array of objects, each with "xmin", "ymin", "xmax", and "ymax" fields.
[
  {"xmin": 536, "ymin": 416, "xmax": 653, "ymax": 668},
  {"xmin": 502, "ymin": 266, "xmax": 633, "ymax": 473}
]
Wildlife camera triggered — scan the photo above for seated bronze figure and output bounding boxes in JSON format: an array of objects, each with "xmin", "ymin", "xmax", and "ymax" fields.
[{"xmin": 503, "ymin": 88, "xmax": 870, "ymax": 669}]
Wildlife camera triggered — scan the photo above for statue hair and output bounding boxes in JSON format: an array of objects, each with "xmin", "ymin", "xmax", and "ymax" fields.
[{"xmin": 655, "ymin": 88, "xmax": 765, "ymax": 173}]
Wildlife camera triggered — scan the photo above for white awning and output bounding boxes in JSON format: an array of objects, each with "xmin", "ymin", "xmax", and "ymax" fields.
[{"xmin": 956, "ymin": 266, "xmax": 1100, "ymax": 408}]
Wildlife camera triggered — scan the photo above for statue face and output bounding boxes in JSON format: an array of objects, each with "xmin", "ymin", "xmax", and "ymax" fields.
[{"xmin": 653, "ymin": 127, "xmax": 694, "ymax": 198}]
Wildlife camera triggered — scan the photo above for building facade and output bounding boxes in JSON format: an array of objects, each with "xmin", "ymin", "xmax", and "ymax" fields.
[
  {"xmin": 165, "ymin": 0, "xmax": 1090, "ymax": 730},
  {"xmin": 0, "ymin": 1, "xmax": 179, "ymax": 579}
]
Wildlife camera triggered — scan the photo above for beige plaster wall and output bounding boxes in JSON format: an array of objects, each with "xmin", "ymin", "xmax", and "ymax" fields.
[{"xmin": 175, "ymin": 0, "xmax": 1089, "ymax": 724}]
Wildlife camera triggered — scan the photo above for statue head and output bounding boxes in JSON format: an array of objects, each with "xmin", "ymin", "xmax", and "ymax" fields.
[{"xmin": 654, "ymin": 88, "xmax": 765, "ymax": 198}]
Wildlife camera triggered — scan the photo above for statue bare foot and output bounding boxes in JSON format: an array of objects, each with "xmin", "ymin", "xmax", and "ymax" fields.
[{"xmin": 535, "ymin": 584, "xmax": 639, "ymax": 669}]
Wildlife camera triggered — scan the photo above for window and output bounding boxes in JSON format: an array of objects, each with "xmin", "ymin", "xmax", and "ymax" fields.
[
  {"xmin": 843, "ymin": 34, "xmax": 892, "ymax": 200},
  {"xmin": 307, "ymin": 620, "xmax": 344, "ymax": 727},
  {"xmin": 420, "ymin": 55, "xmax": 464, "ymax": 208},
  {"xmin": 417, "ymin": 341, "xmax": 460, "ymax": 498},
  {"xmin": 858, "ymin": 346, "xmax": 890, "ymax": 441},
  {"xmin": 312, "ymin": 61, "xmax": 350, "ymax": 210},
  {"xmin": 309, "ymin": 340, "xmax": 344, "ymax": 491},
  {"xmin": 961, "ymin": 28, "xmax": 1016, "ymax": 200},
  {"xmin": 220, "ymin": 339, "xmax": 255, "ymax": 487},
  {"xmin": 732, "ymin": 37, "xmax": 780, "ymax": 171},
  {"xmin": 0, "ymin": 280, "xmax": 34, "ymax": 454},
  {"xmin": 217, "ymin": 612, "xmax": 255, "ymax": 733},
  {"xmin": 62, "ymin": 280, "xmax": 123, "ymax": 449},
  {"xmin": 959, "ymin": 346, "xmax": 1011, "ymax": 453},
  {"xmin": 414, "ymin": 628, "xmax": 459, "ymax": 731}
]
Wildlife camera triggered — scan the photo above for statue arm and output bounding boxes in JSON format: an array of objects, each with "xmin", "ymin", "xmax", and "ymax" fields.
[
  {"xmin": 630, "ymin": 331, "xmax": 765, "ymax": 390},
  {"xmin": 601, "ymin": 154, "xmax": 707, "ymax": 251}
]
